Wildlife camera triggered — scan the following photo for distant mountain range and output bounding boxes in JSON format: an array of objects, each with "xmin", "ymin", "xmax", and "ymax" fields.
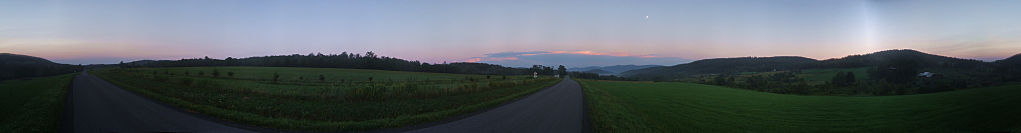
[
  {"xmin": 0, "ymin": 53, "xmax": 80, "ymax": 80},
  {"xmin": 621, "ymin": 49, "xmax": 1019, "ymax": 80},
  {"xmin": 581, "ymin": 69, "xmax": 615, "ymax": 75},
  {"xmin": 569, "ymin": 65, "xmax": 662, "ymax": 75}
]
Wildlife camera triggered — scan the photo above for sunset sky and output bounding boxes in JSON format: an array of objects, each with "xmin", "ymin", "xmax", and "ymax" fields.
[{"xmin": 2, "ymin": 0, "xmax": 1020, "ymax": 67}]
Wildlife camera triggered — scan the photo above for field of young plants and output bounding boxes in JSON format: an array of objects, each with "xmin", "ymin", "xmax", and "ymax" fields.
[{"xmin": 89, "ymin": 66, "xmax": 560, "ymax": 131}]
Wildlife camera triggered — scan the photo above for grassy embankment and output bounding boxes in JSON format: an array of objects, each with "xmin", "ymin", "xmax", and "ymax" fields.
[
  {"xmin": 0, "ymin": 73, "xmax": 77, "ymax": 132},
  {"xmin": 90, "ymin": 66, "xmax": 559, "ymax": 131},
  {"xmin": 579, "ymin": 79, "xmax": 1021, "ymax": 132}
]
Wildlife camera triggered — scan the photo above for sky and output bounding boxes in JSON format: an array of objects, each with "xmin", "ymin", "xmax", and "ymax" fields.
[{"xmin": 2, "ymin": 0, "xmax": 1020, "ymax": 67}]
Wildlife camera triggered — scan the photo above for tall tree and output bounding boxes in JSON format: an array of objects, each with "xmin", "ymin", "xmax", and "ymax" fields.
[{"xmin": 557, "ymin": 65, "xmax": 567, "ymax": 75}]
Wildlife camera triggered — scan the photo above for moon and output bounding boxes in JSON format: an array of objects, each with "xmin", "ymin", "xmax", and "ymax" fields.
[{"xmin": 645, "ymin": 16, "xmax": 649, "ymax": 19}]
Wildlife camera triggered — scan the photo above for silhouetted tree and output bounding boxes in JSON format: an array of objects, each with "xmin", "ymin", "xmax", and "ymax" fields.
[{"xmin": 558, "ymin": 65, "xmax": 567, "ymax": 76}]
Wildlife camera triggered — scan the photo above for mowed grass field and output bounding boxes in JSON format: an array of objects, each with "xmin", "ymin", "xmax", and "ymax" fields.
[
  {"xmin": 90, "ymin": 66, "xmax": 559, "ymax": 131},
  {"xmin": 579, "ymin": 79, "xmax": 1021, "ymax": 132},
  {"xmin": 0, "ymin": 73, "xmax": 76, "ymax": 132}
]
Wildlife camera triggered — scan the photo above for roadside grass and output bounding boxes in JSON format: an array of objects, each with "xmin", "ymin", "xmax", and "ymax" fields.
[
  {"xmin": 0, "ymin": 73, "xmax": 77, "ymax": 132},
  {"xmin": 90, "ymin": 67, "xmax": 559, "ymax": 131},
  {"xmin": 578, "ymin": 79, "xmax": 1021, "ymax": 132}
]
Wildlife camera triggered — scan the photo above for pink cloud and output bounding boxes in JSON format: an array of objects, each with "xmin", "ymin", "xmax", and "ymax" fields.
[{"xmin": 464, "ymin": 58, "xmax": 482, "ymax": 63}]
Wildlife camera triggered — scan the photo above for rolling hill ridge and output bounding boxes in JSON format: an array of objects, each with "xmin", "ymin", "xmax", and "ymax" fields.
[{"xmin": 621, "ymin": 49, "xmax": 1006, "ymax": 80}]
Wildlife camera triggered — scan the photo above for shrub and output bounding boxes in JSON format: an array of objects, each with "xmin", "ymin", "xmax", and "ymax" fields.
[
  {"xmin": 273, "ymin": 72, "xmax": 280, "ymax": 83},
  {"xmin": 319, "ymin": 74, "xmax": 325, "ymax": 81},
  {"xmin": 212, "ymin": 69, "xmax": 220, "ymax": 77},
  {"xmin": 228, "ymin": 72, "xmax": 234, "ymax": 77}
]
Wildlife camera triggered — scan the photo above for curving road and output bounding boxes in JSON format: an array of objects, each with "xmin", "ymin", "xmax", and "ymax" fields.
[
  {"xmin": 408, "ymin": 77, "xmax": 589, "ymax": 133},
  {"xmin": 64, "ymin": 71, "xmax": 252, "ymax": 133}
]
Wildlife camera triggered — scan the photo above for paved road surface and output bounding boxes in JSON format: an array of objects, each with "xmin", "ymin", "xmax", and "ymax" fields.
[
  {"xmin": 408, "ymin": 77, "xmax": 588, "ymax": 133},
  {"xmin": 66, "ymin": 71, "xmax": 252, "ymax": 133}
]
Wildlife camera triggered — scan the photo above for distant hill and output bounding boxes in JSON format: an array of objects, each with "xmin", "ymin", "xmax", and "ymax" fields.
[
  {"xmin": 995, "ymin": 53, "xmax": 1021, "ymax": 81},
  {"xmin": 582, "ymin": 69, "xmax": 615, "ymax": 75},
  {"xmin": 569, "ymin": 65, "xmax": 661, "ymax": 75},
  {"xmin": 0, "ymin": 53, "xmax": 79, "ymax": 80},
  {"xmin": 817, "ymin": 49, "xmax": 985, "ymax": 69},
  {"xmin": 620, "ymin": 49, "xmax": 990, "ymax": 80},
  {"xmin": 997, "ymin": 53, "xmax": 1021, "ymax": 65},
  {"xmin": 621, "ymin": 56, "xmax": 816, "ymax": 80}
]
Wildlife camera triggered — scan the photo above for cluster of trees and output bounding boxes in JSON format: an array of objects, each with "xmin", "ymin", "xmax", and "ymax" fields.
[
  {"xmin": 0, "ymin": 53, "xmax": 81, "ymax": 80},
  {"xmin": 830, "ymin": 71, "xmax": 856, "ymax": 86},
  {"xmin": 699, "ymin": 71, "xmax": 815, "ymax": 94},
  {"xmin": 119, "ymin": 52, "xmax": 557, "ymax": 76}
]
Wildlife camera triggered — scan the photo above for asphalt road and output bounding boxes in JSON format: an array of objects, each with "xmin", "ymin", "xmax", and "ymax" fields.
[
  {"xmin": 65, "ymin": 71, "xmax": 252, "ymax": 133},
  {"xmin": 408, "ymin": 77, "xmax": 589, "ymax": 133}
]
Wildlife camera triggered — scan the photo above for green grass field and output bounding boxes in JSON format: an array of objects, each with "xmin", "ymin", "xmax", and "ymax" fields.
[
  {"xmin": 0, "ymin": 73, "xmax": 76, "ymax": 132},
  {"xmin": 90, "ymin": 66, "xmax": 559, "ymax": 131},
  {"xmin": 579, "ymin": 79, "xmax": 1021, "ymax": 132}
]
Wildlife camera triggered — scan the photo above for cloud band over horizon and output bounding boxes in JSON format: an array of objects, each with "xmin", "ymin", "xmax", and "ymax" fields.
[{"xmin": 464, "ymin": 50, "xmax": 690, "ymax": 67}]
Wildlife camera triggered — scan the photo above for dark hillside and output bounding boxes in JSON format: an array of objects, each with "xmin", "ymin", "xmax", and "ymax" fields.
[
  {"xmin": 0, "ymin": 53, "xmax": 79, "ymax": 80},
  {"xmin": 582, "ymin": 69, "xmax": 615, "ymax": 75},
  {"xmin": 818, "ymin": 49, "xmax": 985, "ymax": 69},
  {"xmin": 622, "ymin": 56, "xmax": 817, "ymax": 80},
  {"xmin": 623, "ymin": 49, "xmax": 989, "ymax": 80}
]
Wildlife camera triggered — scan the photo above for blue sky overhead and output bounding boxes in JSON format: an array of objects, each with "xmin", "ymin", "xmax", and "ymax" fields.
[{"xmin": 1, "ymin": 0, "xmax": 1020, "ymax": 67}]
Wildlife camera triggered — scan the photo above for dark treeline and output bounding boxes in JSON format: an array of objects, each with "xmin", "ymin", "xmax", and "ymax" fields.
[
  {"xmin": 0, "ymin": 53, "xmax": 82, "ymax": 80},
  {"xmin": 119, "ymin": 52, "xmax": 564, "ymax": 76}
]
